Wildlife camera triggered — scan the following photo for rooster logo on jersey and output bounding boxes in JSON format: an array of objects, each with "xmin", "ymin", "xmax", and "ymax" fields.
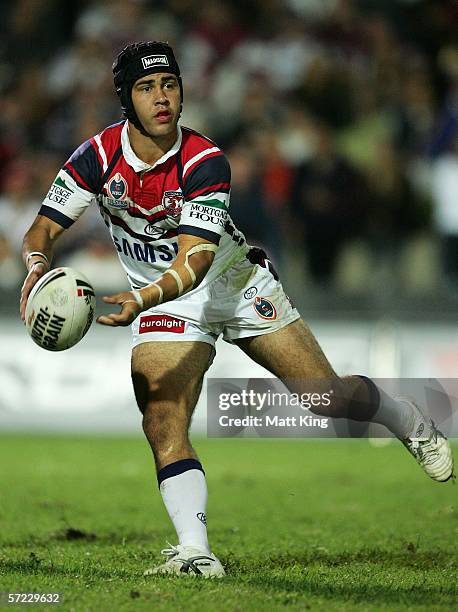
[{"xmin": 163, "ymin": 190, "xmax": 183, "ymax": 218}]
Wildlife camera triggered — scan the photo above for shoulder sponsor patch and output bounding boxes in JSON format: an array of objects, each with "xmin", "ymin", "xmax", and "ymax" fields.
[
  {"xmin": 188, "ymin": 202, "xmax": 227, "ymax": 228},
  {"xmin": 139, "ymin": 314, "xmax": 185, "ymax": 334},
  {"xmin": 46, "ymin": 176, "xmax": 74, "ymax": 206},
  {"xmin": 253, "ymin": 296, "xmax": 277, "ymax": 320},
  {"xmin": 193, "ymin": 197, "xmax": 227, "ymax": 210}
]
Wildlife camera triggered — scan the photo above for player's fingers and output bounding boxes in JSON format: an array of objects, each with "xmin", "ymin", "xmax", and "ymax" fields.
[
  {"xmin": 96, "ymin": 315, "xmax": 119, "ymax": 326},
  {"xmin": 97, "ymin": 307, "xmax": 137, "ymax": 326},
  {"xmin": 20, "ymin": 264, "xmax": 48, "ymax": 319},
  {"xmin": 21, "ymin": 274, "xmax": 36, "ymax": 298},
  {"xmin": 19, "ymin": 286, "xmax": 28, "ymax": 319},
  {"xmin": 105, "ymin": 311, "xmax": 134, "ymax": 325},
  {"xmin": 102, "ymin": 295, "xmax": 119, "ymax": 304},
  {"xmin": 19, "ymin": 298, "xmax": 26, "ymax": 321},
  {"xmin": 19, "ymin": 275, "xmax": 39, "ymax": 320}
]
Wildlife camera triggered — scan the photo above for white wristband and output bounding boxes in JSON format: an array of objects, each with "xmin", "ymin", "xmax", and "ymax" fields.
[
  {"xmin": 26, "ymin": 251, "xmax": 49, "ymax": 270},
  {"xmin": 131, "ymin": 289, "xmax": 144, "ymax": 310}
]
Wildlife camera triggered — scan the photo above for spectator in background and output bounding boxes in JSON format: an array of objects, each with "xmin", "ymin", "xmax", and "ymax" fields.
[
  {"xmin": 0, "ymin": 160, "xmax": 40, "ymax": 288},
  {"xmin": 291, "ymin": 122, "xmax": 367, "ymax": 286},
  {"xmin": 0, "ymin": 0, "xmax": 458, "ymax": 298},
  {"xmin": 0, "ymin": 232, "xmax": 21, "ymax": 290},
  {"xmin": 429, "ymin": 41, "xmax": 458, "ymax": 291},
  {"xmin": 431, "ymin": 133, "xmax": 458, "ymax": 290},
  {"xmin": 366, "ymin": 139, "xmax": 430, "ymax": 289},
  {"xmin": 227, "ymin": 143, "xmax": 269, "ymax": 233},
  {"xmin": 0, "ymin": 161, "xmax": 40, "ymax": 257},
  {"xmin": 295, "ymin": 55, "xmax": 354, "ymax": 130},
  {"xmin": 429, "ymin": 43, "xmax": 458, "ymax": 158},
  {"xmin": 2, "ymin": 0, "xmax": 76, "ymax": 69},
  {"xmin": 228, "ymin": 121, "xmax": 297, "ymax": 267}
]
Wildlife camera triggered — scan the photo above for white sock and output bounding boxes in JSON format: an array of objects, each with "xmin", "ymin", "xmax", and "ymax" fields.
[
  {"xmin": 159, "ymin": 466, "xmax": 210, "ymax": 554},
  {"xmin": 373, "ymin": 389, "xmax": 426, "ymax": 438}
]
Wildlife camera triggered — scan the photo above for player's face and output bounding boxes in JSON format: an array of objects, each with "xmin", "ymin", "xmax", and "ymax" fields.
[{"xmin": 131, "ymin": 73, "xmax": 181, "ymax": 139}]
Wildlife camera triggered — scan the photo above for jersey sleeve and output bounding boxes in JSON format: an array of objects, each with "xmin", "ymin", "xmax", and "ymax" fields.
[
  {"xmin": 179, "ymin": 154, "xmax": 231, "ymax": 245},
  {"xmin": 38, "ymin": 139, "xmax": 102, "ymax": 228}
]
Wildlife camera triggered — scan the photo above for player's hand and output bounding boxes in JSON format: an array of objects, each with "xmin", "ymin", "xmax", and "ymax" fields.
[
  {"xmin": 96, "ymin": 291, "xmax": 142, "ymax": 327},
  {"xmin": 20, "ymin": 261, "xmax": 48, "ymax": 321}
]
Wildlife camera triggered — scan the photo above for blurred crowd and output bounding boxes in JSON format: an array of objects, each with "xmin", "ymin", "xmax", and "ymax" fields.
[{"xmin": 0, "ymin": 0, "xmax": 458, "ymax": 302}]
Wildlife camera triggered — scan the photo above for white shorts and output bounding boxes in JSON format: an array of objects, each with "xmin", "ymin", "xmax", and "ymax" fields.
[{"xmin": 131, "ymin": 249, "xmax": 300, "ymax": 348}]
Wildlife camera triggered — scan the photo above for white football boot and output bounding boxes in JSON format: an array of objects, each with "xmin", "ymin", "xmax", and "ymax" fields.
[
  {"xmin": 144, "ymin": 544, "xmax": 226, "ymax": 578},
  {"xmin": 397, "ymin": 397, "xmax": 454, "ymax": 482}
]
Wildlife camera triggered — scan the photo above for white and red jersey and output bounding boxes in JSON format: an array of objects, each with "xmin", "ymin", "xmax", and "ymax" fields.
[{"xmin": 39, "ymin": 121, "xmax": 248, "ymax": 290}]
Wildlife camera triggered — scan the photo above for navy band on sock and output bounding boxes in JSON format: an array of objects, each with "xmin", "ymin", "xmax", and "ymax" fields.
[
  {"xmin": 157, "ymin": 458, "xmax": 205, "ymax": 487},
  {"xmin": 357, "ymin": 375, "xmax": 381, "ymax": 410}
]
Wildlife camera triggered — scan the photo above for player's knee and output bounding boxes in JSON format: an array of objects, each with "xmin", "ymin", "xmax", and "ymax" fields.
[
  {"xmin": 132, "ymin": 371, "xmax": 162, "ymax": 414},
  {"xmin": 142, "ymin": 402, "xmax": 188, "ymax": 450}
]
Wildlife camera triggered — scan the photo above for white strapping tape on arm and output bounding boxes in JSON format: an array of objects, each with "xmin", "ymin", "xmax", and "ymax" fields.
[
  {"xmin": 132, "ymin": 282, "xmax": 163, "ymax": 310},
  {"xmin": 184, "ymin": 243, "xmax": 218, "ymax": 286},
  {"xmin": 133, "ymin": 243, "xmax": 217, "ymax": 306},
  {"xmin": 151, "ymin": 282, "xmax": 164, "ymax": 305},
  {"xmin": 164, "ymin": 269, "xmax": 184, "ymax": 296}
]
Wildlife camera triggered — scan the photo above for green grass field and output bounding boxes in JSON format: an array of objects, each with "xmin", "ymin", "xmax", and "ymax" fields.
[{"xmin": 0, "ymin": 436, "xmax": 456, "ymax": 611}]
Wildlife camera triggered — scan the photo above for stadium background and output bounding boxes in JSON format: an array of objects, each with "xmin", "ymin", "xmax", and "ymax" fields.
[
  {"xmin": 1, "ymin": 3, "xmax": 457, "ymax": 610},
  {"xmin": 1, "ymin": 0, "xmax": 458, "ymax": 431}
]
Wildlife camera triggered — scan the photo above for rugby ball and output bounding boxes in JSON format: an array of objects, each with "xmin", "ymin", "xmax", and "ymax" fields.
[{"xmin": 25, "ymin": 267, "xmax": 96, "ymax": 351}]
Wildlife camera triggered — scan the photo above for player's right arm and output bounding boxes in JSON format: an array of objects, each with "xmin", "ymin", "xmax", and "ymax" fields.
[
  {"xmin": 20, "ymin": 139, "xmax": 100, "ymax": 319},
  {"xmin": 20, "ymin": 215, "xmax": 67, "ymax": 320}
]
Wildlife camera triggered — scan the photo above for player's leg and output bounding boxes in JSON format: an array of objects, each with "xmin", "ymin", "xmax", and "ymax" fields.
[
  {"xmin": 222, "ymin": 253, "xmax": 406, "ymax": 428},
  {"xmin": 132, "ymin": 340, "xmax": 225, "ymax": 576},
  {"xmin": 132, "ymin": 340, "xmax": 212, "ymax": 469},
  {"xmin": 234, "ymin": 319, "xmax": 393, "ymax": 423},
  {"xmin": 234, "ymin": 319, "xmax": 454, "ymax": 481},
  {"xmin": 221, "ymin": 249, "xmax": 453, "ymax": 482}
]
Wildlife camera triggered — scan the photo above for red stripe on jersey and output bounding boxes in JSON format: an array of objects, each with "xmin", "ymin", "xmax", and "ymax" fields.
[
  {"xmin": 101, "ymin": 205, "xmax": 178, "ymax": 241},
  {"xmin": 96, "ymin": 121, "xmax": 125, "ymax": 160},
  {"xmin": 126, "ymin": 207, "xmax": 169, "ymax": 223},
  {"xmin": 183, "ymin": 151, "xmax": 223, "ymax": 179},
  {"xmin": 186, "ymin": 182, "xmax": 231, "ymax": 200},
  {"xmin": 90, "ymin": 135, "xmax": 107, "ymax": 171},
  {"xmin": 64, "ymin": 163, "xmax": 93, "ymax": 192}
]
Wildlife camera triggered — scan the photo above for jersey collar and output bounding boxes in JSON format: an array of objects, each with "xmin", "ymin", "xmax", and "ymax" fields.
[{"xmin": 121, "ymin": 121, "xmax": 182, "ymax": 172}]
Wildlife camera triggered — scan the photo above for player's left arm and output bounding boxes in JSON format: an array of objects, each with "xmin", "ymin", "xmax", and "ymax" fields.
[{"xmin": 97, "ymin": 233, "xmax": 216, "ymax": 326}]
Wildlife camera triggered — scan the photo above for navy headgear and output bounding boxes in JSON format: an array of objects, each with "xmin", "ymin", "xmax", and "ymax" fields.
[{"xmin": 113, "ymin": 41, "xmax": 183, "ymax": 135}]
